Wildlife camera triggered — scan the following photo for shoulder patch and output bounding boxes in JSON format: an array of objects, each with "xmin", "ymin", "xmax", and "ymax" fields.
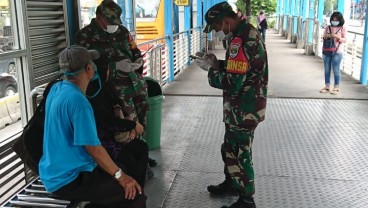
[{"xmin": 226, "ymin": 37, "xmax": 249, "ymax": 75}]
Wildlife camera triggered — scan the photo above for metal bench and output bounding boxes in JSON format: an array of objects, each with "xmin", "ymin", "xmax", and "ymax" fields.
[{"xmin": 0, "ymin": 134, "xmax": 80, "ymax": 208}]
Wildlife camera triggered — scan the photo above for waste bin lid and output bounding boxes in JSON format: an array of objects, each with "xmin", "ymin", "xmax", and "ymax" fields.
[{"xmin": 144, "ymin": 77, "xmax": 162, "ymax": 97}]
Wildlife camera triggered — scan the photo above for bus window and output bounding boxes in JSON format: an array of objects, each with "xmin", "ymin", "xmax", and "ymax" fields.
[
  {"xmin": 135, "ymin": 0, "xmax": 164, "ymax": 43},
  {"xmin": 136, "ymin": 0, "xmax": 160, "ymax": 21}
]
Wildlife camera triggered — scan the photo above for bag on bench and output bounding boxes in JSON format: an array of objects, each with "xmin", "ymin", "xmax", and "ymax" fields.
[{"xmin": 11, "ymin": 80, "xmax": 61, "ymax": 174}]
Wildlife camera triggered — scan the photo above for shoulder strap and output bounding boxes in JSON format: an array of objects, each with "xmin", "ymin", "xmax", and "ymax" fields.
[
  {"xmin": 36, "ymin": 79, "xmax": 62, "ymax": 113},
  {"xmin": 43, "ymin": 79, "xmax": 62, "ymax": 98},
  {"xmin": 335, "ymin": 27, "xmax": 342, "ymax": 34}
]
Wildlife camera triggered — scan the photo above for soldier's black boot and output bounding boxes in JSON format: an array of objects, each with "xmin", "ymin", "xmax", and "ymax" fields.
[
  {"xmin": 221, "ymin": 196, "xmax": 256, "ymax": 208},
  {"xmin": 207, "ymin": 179, "xmax": 237, "ymax": 195}
]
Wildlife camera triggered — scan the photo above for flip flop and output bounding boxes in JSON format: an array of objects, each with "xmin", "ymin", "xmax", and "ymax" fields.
[
  {"xmin": 319, "ymin": 87, "xmax": 330, "ymax": 93},
  {"xmin": 330, "ymin": 88, "xmax": 339, "ymax": 95}
]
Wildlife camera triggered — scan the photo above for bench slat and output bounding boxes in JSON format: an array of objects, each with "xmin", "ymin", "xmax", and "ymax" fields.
[
  {"xmin": 9, "ymin": 200, "xmax": 67, "ymax": 207},
  {"xmin": 17, "ymin": 194, "xmax": 70, "ymax": 204}
]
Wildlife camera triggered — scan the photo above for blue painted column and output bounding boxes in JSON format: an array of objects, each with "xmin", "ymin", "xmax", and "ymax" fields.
[
  {"xmin": 360, "ymin": 1, "xmax": 368, "ymax": 84},
  {"xmin": 283, "ymin": 0, "xmax": 289, "ymax": 31},
  {"xmin": 338, "ymin": 0, "xmax": 345, "ymax": 14},
  {"xmin": 206, "ymin": 0, "xmax": 212, "ymax": 41},
  {"xmin": 184, "ymin": 1, "xmax": 191, "ymax": 64},
  {"xmin": 290, "ymin": 0, "xmax": 296, "ymax": 36},
  {"xmin": 197, "ymin": 0, "xmax": 202, "ymax": 50},
  {"xmin": 164, "ymin": 0, "xmax": 175, "ymax": 82},
  {"xmin": 318, "ymin": 0, "xmax": 324, "ymax": 24},
  {"xmin": 300, "ymin": 0, "xmax": 308, "ymax": 40},
  {"xmin": 293, "ymin": 0, "xmax": 300, "ymax": 35},
  {"xmin": 308, "ymin": 0, "xmax": 315, "ymax": 44},
  {"xmin": 302, "ymin": 0, "xmax": 308, "ymax": 20}
]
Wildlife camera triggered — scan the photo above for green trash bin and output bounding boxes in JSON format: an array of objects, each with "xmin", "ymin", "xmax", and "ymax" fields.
[{"xmin": 144, "ymin": 77, "xmax": 164, "ymax": 150}]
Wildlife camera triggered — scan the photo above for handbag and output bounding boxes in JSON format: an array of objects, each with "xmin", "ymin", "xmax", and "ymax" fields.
[
  {"xmin": 322, "ymin": 26, "xmax": 341, "ymax": 56},
  {"xmin": 11, "ymin": 79, "xmax": 61, "ymax": 174}
]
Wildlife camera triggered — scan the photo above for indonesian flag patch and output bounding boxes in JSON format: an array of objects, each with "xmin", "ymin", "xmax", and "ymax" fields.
[{"xmin": 226, "ymin": 37, "xmax": 249, "ymax": 75}]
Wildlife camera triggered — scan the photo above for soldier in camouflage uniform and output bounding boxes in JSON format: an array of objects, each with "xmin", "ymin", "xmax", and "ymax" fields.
[
  {"xmin": 194, "ymin": 2, "xmax": 268, "ymax": 208},
  {"xmin": 76, "ymin": 0, "xmax": 157, "ymax": 170},
  {"xmin": 75, "ymin": 0, "xmax": 148, "ymax": 129}
]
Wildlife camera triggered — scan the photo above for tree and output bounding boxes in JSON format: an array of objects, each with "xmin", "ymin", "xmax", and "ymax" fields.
[
  {"xmin": 324, "ymin": 0, "xmax": 337, "ymax": 16},
  {"xmin": 236, "ymin": 0, "xmax": 277, "ymax": 17}
]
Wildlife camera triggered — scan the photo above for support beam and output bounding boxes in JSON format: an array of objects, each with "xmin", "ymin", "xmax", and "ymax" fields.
[
  {"xmin": 289, "ymin": 0, "xmax": 295, "ymax": 40},
  {"xmin": 197, "ymin": 0, "xmax": 202, "ymax": 50},
  {"xmin": 337, "ymin": 0, "xmax": 345, "ymax": 14},
  {"xmin": 318, "ymin": 0, "xmax": 324, "ymax": 24},
  {"xmin": 360, "ymin": 1, "xmax": 368, "ymax": 84},
  {"xmin": 305, "ymin": 0, "xmax": 315, "ymax": 55},
  {"xmin": 283, "ymin": 0, "xmax": 289, "ymax": 33},
  {"xmin": 184, "ymin": 4, "xmax": 191, "ymax": 65},
  {"xmin": 164, "ymin": 0, "xmax": 175, "ymax": 82}
]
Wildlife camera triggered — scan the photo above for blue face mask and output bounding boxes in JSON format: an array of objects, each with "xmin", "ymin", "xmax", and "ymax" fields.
[
  {"xmin": 86, "ymin": 64, "xmax": 102, "ymax": 98},
  {"xmin": 331, "ymin": 21, "xmax": 339, "ymax": 26}
]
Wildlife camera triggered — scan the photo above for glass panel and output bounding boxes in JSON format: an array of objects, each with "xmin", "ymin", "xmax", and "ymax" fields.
[
  {"xmin": 120, "ymin": 0, "xmax": 134, "ymax": 32},
  {"xmin": 136, "ymin": 0, "xmax": 160, "ymax": 22},
  {"xmin": 80, "ymin": 0, "xmax": 100, "ymax": 28},
  {"xmin": 0, "ymin": 0, "xmax": 21, "ymax": 144}
]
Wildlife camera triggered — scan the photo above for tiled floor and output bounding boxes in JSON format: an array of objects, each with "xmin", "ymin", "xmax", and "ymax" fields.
[
  {"xmin": 146, "ymin": 97, "xmax": 368, "ymax": 208},
  {"xmin": 145, "ymin": 31, "xmax": 368, "ymax": 208}
]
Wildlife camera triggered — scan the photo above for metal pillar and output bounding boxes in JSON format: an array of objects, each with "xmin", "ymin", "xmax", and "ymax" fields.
[
  {"xmin": 197, "ymin": 0, "xmax": 202, "ymax": 51},
  {"xmin": 283, "ymin": 0, "xmax": 289, "ymax": 34},
  {"xmin": 164, "ymin": 0, "xmax": 175, "ymax": 82},
  {"xmin": 292, "ymin": 0, "xmax": 300, "ymax": 43},
  {"xmin": 289, "ymin": 0, "xmax": 295, "ymax": 40},
  {"xmin": 318, "ymin": 0, "xmax": 324, "ymax": 24},
  {"xmin": 184, "ymin": 3, "xmax": 191, "ymax": 64},
  {"xmin": 360, "ymin": 1, "xmax": 368, "ymax": 84},
  {"xmin": 338, "ymin": 0, "xmax": 345, "ymax": 14},
  {"xmin": 306, "ymin": 0, "xmax": 315, "ymax": 55}
]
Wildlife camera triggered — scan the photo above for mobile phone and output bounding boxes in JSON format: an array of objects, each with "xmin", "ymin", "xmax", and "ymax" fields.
[{"xmin": 190, "ymin": 55, "xmax": 204, "ymax": 60}]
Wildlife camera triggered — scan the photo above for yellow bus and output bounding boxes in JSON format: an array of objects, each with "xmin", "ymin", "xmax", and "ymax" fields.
[{"xmin": 135, "ymin": 0, "xmax": 165, "ymax": 43}]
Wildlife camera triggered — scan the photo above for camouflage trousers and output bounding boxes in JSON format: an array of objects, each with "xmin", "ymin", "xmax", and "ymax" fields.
[
  {"xmin": 113, "ymin": 72, "xmax": 148, "ymax": 127},
  {"xmin": 222, "ymin": 123, "xmax": 256, "ymax": 197}
]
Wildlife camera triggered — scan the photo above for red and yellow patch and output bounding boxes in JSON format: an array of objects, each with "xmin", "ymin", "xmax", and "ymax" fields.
[{"xmin": 226, "ymin": 37, "xmax": 249, "ymax": 74}]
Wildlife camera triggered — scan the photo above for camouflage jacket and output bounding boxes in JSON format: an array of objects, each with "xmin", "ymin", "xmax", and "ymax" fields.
[
  {"xmin": 75, "ymin": 19, "xmax": 144, "ymax": 92},
  {"xmin": 208, "ymin": 21, "xmax": 268, "ymax": 128}
]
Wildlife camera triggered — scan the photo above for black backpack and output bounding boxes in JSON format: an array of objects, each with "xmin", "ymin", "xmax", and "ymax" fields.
[{"xmin": 11, "ymin": 80, "xmax": 61, "ymax": 175}]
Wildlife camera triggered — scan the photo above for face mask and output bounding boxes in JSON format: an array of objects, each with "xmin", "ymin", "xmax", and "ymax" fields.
[
  {"xmin": 105, "ymin": 25, "xmax": 119, "ymax": 34},
  {"xmin": 331, "ymin": 21, "xmax": 339, "ymax": 26}
]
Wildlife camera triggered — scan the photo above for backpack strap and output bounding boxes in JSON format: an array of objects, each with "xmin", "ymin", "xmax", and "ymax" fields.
[
  {"xmin": 43, "ymin": 79, "xmax": 61, "ymax": 98},
  {"xmin": 335, "ymin": 27, "xmax": 342, "ymax": 34}
]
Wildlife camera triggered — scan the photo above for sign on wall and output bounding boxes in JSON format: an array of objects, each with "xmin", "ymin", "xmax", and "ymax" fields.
[{"xmin": 174, "ymin": 0, "xmax": 189, "ymax": 6}]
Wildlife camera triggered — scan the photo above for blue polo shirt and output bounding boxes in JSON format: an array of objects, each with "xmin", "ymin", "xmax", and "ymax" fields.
[{"xmin": 39, "ymin": 80, "xmax": 101, "ymax": 192}]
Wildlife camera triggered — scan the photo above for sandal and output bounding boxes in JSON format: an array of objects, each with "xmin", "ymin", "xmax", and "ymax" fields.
[
  {"xmin": 330, "ymin": 88, "xmax": 339, "ymax": 95},
  {"xmin": 319, "ymin": 87, "xmax": 330, "ymax": 93}
]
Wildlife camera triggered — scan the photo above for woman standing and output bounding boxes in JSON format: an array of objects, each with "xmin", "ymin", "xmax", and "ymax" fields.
[
  {"xmin": 320, "ymin": 12, "xmax": 346, "ymax": 95},
  {"xmin": 257, "ymin": 10, "xmax": 268, "ymax": 42}
]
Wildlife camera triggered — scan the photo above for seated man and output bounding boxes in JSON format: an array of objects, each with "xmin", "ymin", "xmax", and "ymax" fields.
[
  {"xmin": 87, "ymin": 54, "xmax": 148, "ymax": 187},
  {"xmin": 39, "ymin": 45, "xmax": 146, "ymax": 208}
]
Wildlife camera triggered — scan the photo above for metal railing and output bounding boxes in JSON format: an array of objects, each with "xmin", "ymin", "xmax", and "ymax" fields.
[{"xmin": 138, "ymin": 26, "xmax": 203, "ymax": 86}]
